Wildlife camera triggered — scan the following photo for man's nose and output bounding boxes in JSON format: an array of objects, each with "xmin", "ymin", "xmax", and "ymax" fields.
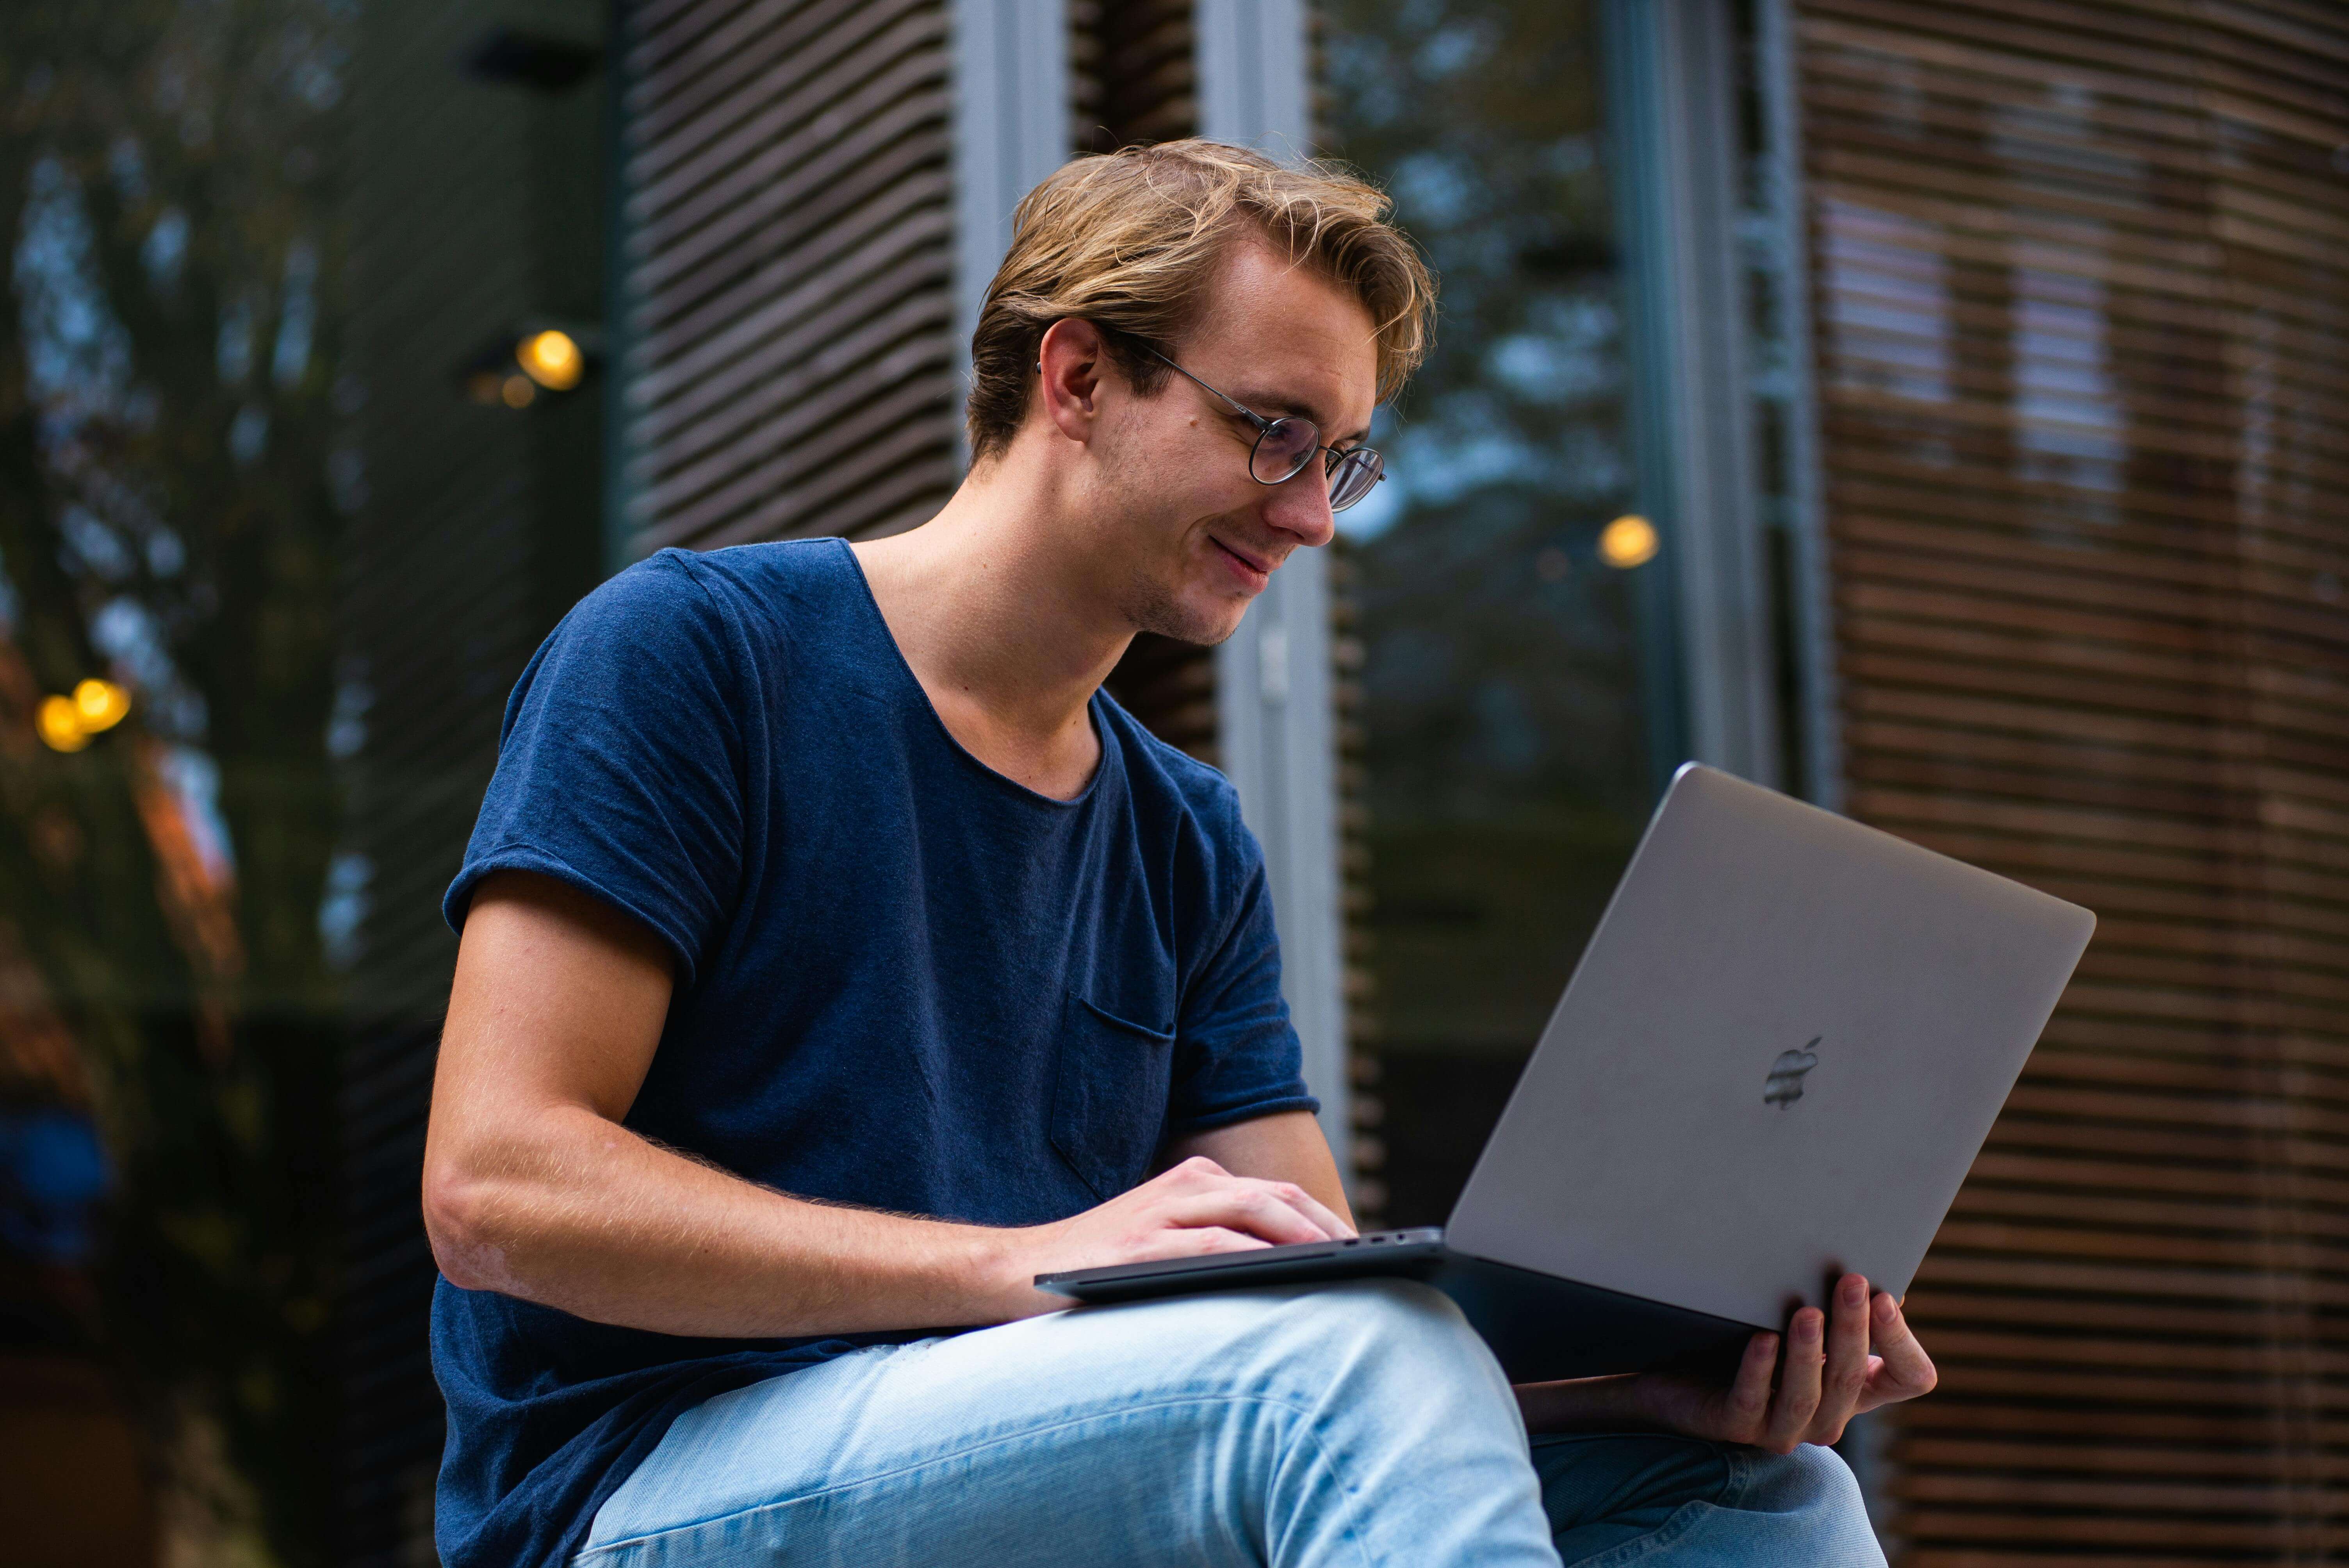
[{"xmin": 1261, "ymin": 465, "xmax": 1337, "ymax": 551}]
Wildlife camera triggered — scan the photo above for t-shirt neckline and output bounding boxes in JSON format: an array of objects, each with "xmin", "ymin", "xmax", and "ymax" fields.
[{"xmin": 826, "ymin": 537, "xmax": 1116, "ymax": 811}]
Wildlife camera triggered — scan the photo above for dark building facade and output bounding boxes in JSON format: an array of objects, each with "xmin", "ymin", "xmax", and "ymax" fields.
[
  {"xmin": 0, "ymin": 1, "xmax": 2322, "ymax": 1564},
  {"xmin": 323, "ymin": 2, "xmax": 2349, "ymax": 1564}
]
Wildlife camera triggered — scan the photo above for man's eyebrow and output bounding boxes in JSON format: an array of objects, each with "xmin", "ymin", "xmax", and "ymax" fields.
[{"xmin": 1230, "ymin": 385, "xmax": 1371, "ymax": 446}]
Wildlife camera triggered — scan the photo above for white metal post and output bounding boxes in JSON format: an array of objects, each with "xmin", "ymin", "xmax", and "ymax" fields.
[
  {"xmin": 1755, "ymin": 0, "xmax": 1844, "ymax": 811},
  {"xmin": 950, "ymin": 0, "xmax": 1070, "ymax": 460},
  {"xmin": 1603, "ymin": 0, "xmax": 1784, "ymax": 789}
]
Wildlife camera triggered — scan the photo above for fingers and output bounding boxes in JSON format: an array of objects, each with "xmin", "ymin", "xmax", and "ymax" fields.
[
  {"xmin": 1855, "ymin": 1291, "xmax": 1937, "ymax": 1413},
  {"xmin": 1157, "ymin": 1158, "xmax": 1353, "ymax": 1239},
  {"xmin": 1155, "ymin": 1179, "xmax": 1346, "ymax": 1246},
  {"xmin": 1280, "ymin": 1183, "xmax": 1358, "ymax": 1241},
  {"xmin": 1131, "ymin": 1224, "xmax": 1269, "ymax": 1261},
  {"xmin": 1157, "ymin": 1155, "xmax": 1233, "ymax": 1184},
  {"xmin": 1633, "ymin": 1285, "xmax": 1930, "ymax": 1453},
  {"xmin": 1723, "ymin": 1331, "xmax": 1778, "ymax": 1443},
  {"xmin": 1808, "ymin": 1274, "xmax": 1872, "ymax": 1444},
  {"xmin": 1763, "ymin": 1308, "xmax": 1826, "ymax": 1452}
]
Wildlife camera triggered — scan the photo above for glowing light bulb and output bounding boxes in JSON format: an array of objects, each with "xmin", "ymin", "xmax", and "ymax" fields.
[
  {"xmin": 73, "ymin": 677, "xmax": 130, "ymax": 732},
  {"xmin": 37, "ymin": 695, "xmax": 89, "ymax": 752},
  {"xmin": 1598, "ymin": 514, "xmax": 1659, "ymax": 569},
  {"xmin": 517, "ymin": 330, "xmax": 584, "ymax": 391}
]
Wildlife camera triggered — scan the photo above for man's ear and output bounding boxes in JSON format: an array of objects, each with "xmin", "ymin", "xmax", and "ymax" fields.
[{"xmin": 1036, "ymin": 317, "xmax": 1112, "ymax": 445}]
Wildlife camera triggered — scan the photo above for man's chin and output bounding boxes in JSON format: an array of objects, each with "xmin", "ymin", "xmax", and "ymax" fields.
[{"xmin": 1131, "ymin": 590, "xmax": 1252, "ymax": 649}]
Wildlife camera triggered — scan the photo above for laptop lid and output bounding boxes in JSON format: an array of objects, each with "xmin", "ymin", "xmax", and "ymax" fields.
[{"xmin": 1444, "ymin": 763, "xmax": 2094, "ymax": 1329}]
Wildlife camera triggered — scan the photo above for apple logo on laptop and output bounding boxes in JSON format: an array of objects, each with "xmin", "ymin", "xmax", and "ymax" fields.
[{"xmin": 1764, "ymin": 1038, "xmax": 1822, "ymax": 1107}]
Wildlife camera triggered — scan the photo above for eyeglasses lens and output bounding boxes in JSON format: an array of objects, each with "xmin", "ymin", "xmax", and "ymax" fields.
[
  {"xmin": 1249, "ymin": 418, "xmax": 1320, "ymax": 485},
  {"xmin": 1327, "ymin": 447, "xmax": 1383, "ymax": 513}
]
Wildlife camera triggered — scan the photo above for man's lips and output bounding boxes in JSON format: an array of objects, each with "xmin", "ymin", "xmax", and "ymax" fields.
[{"xmin": 1211, "ymin": 536, "xmax": 1280, "ymax": 579}]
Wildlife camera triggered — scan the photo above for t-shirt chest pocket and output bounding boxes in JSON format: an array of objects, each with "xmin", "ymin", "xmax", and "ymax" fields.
[{"xmin": 1050, "ymin": 991, "xmax": 1177, "ymax": 1202}]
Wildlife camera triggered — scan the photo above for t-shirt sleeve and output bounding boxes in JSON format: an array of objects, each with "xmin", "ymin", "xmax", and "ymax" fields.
[
  {"xmin": 1165, "ymin": 814, "xmax": 1320, "ymax": 1133},
  {"xmin": 443, "ymin": 552, "xmax": 748, "ymax": 989}
]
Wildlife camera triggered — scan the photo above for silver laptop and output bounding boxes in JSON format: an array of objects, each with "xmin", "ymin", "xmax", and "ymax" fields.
[{"xmin": 1037, "ymin": 763, "xmax": 2096, "ymax": 1383}]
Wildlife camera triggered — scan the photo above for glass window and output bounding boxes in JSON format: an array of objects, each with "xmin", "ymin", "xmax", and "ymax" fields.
[
  {"xmin": 1322, "ymin": 0, "xmax": 1661, "ymax": 1226},
  {"xmin": 0, "ymin": 0, "xmax": 610, "ymax": 1558}
]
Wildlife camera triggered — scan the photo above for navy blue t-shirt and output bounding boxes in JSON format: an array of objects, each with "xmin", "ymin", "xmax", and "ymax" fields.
[{"xmin": 432, "ymin": 538, "xmax": 1315, "ymax": 1568}]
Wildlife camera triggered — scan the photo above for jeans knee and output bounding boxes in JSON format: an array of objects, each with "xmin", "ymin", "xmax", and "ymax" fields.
[
  {"xmin": 1745, "ymin": 1442, "xmax": 1881, "ymax": 1557},
  {"xmin": 1273, "ymin": 1277, "xmax": 1473, "ymax": 1349},
  {"xmin": 1251, "ymin": 1279, "xmax": 1509, "ymax": 1403},
  {"xmin": 1774, "ymin": 1443, "xmax": 1866, "ymax": 1509}
]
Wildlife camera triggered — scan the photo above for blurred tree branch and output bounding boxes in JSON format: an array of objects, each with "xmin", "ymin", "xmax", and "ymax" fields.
[{"xmin": 0, "ymin": 1, "xmax": 350, "ymax": 1562}]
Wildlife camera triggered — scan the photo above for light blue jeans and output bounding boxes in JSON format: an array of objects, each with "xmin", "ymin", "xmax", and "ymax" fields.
[{"xmin": 580, "ymin": 1281, "xmax": 1884, "ymax": 1566}]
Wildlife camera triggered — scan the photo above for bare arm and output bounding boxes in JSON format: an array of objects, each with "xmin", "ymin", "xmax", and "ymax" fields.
[{"xmin": 422, "ymin": 870, "xmax": 1352, "ymax": 1338}]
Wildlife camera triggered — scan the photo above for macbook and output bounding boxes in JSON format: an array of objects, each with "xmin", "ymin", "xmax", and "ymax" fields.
[{"xmin": 1037, "ymin": 763, "xmax": 2096, "ymax": 1384}]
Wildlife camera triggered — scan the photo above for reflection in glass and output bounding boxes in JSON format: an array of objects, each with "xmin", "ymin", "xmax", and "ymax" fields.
[
  {"xmin": 1323, "ymin": 0, "xmax": 1654, "ymax": 1225},
  {"xmin": 0, "ymin": 0, "xmax": 355, "ymax": 1556}
]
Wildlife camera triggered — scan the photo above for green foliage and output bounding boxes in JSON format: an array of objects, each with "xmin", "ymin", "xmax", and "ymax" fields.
[{"xmin": 0, "ymin": 0, "xmax": 351, "ymax": 1561}]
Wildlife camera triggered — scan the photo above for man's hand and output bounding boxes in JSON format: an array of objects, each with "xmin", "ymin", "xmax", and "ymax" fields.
[
  {"xmin": 1516, "ymin": 1274, "xmax": 1937, "ymax": 1452},
  {"xmin": 991, "ymin": 1155, "xmax": 1355, "ymax": 1319}
]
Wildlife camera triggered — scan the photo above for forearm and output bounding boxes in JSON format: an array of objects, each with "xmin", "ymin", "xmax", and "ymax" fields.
[
  {"xmin": 426, "ymin": 1105, "xmax": 1033, "ymax": 1338},
  {"xmin": 1513, "ymin": 1374, "xmax": 1652, "ymax": 1434}
]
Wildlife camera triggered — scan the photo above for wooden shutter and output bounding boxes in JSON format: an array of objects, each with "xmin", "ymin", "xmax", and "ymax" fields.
[
  {"xmin": 1072, "ymin": 0, "xmax": 1200, "ymax": 153},
  {"xmin": 1795, "ymin": 1, "xmax": 2349, "ymax": 1559},
  {"xmin": 616, "ymin": 0, "xmax": 961, "ymax": 553}
]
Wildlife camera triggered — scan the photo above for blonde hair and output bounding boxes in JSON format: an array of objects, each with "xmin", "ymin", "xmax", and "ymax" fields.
[{"xmin": 966, "ymin": 139, "xmax": 1436, "ymax": 461}]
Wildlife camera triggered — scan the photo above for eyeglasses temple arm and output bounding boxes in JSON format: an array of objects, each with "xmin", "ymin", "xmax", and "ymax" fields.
[
  {"xmin": 1136, "ymin": 343, "xmax": 1271, "ymax": 432},
  {"xmin": 1138, "ymin": 340, "xmax": 1372, "ymax": 469}
]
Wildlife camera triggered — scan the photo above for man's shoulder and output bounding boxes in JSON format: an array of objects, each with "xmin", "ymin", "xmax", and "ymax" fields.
[
  {"xmin": 566, "ymin": 539, "xmax": 855, "ymax": 653},
  {"xmin": 609, "ymin": 538, "xmax": 849, "ymax": 615},
  {"xmin": 1096, "ymin": 693, "xmax": 1253, "ymax": 855}
]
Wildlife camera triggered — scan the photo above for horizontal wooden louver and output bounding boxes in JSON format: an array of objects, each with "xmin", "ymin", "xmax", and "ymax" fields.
[
  {"xmin": 617, "ymin": 0, "xmax": 961, "ymax": 553},
  {"xmin": 1795, "ymin": 1, "xmax": 2349, "ymax": 1561},
  {"xmin": 1071, "ymin": 0, "xmax": 1199, "ymax": 152}
]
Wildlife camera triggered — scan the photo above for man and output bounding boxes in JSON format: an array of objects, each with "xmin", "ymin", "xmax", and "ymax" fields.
[{"xmin": 423, "ymin": 140, "xmax": 1933, "ymax": 1568}]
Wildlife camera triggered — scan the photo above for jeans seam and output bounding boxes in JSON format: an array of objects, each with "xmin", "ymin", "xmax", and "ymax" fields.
[
  {"xmin": 1562, "ymin": 1497, "xmax": 1713, "ymax": 1568},
  {"xmin": 576, "ymin": 1388, "xmax": 1376, "ymax": 1567},
  {"xmin": 1715, "ymin": 1444, "xmax": 1760, "ymax": 1511},
  {"xmin": 1549, "ymin": 1440, "xmax": 1740, "ymax": 1568}
]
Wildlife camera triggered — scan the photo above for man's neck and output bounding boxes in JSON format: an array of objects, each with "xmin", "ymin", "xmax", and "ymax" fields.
[{"xmin": 850, "ymin": 456, "xmax": 1131, "ymax": 801}]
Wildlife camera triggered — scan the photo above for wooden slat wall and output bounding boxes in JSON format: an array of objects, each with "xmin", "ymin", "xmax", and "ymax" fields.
[
  {"xmin": 1794, "ymin": 1, "xmax": 2349, "ymax": 1560},
  {"xmin": 1071, "ymin": 0, "xmax": 1199, "ymax": 154},
  {"xmin": 616, "ymin": 0, "xmax": 962, "ymax": 554}
]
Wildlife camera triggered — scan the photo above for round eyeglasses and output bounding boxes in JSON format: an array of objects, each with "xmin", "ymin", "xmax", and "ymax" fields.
[{"xmin": 1133, "ymin": 344, "xmax": 1386, "ymax": 513}]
